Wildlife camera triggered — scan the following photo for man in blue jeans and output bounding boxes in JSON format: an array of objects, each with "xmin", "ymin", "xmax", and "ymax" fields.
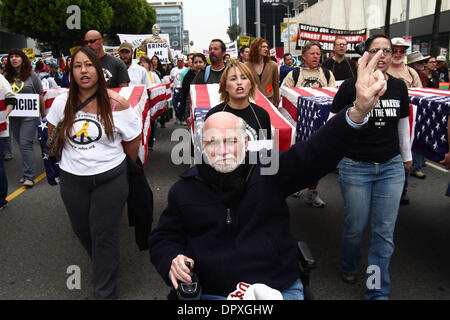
[{"xmin": 149, "ymin": 50, "xmax": 389, "ymax": 300}]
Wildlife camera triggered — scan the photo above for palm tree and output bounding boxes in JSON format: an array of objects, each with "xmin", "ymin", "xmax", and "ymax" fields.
[
  {"xmin": 227, "ymin": 24, "xmax": 242, "ymax": 42},
  {"xmin": 384, "ymin": 0, "xmax": 392, "ymax": 37},
  {"xmin": 431, "ymin": 0, "xmax": 442, "ymax": 57}
]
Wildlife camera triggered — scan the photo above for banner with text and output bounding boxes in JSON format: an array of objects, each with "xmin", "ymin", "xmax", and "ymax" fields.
[
  {"xmin": 10, "ymin": 94, "xmax": 40, "ymax": 117},
  {"xmin": 147, "ymin": 43, "xmax": 169, "ymax": 64},
  {"xmin": 118, "ymin": 33, "xmax": 171, "ymax": 51},
  {"xmin": 296, "ymin": 24, "xmax": 367, "ymax": 54},
  {"xmin": 226, "ymin": 41, "xmax": 239, "ymax": 59}
]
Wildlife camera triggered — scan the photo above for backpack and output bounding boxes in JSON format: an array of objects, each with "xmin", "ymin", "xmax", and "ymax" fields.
[
  {"xmin": 292, "ymin": 66, "xmax": 331, "ymax": 87},
  {"xmin": 203, "ymin": 65, "xmax": 211, "ymax": 84}
]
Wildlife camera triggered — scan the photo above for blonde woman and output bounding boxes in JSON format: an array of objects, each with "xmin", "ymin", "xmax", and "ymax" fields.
[
  {"xmin": 139, "ymin": 55, "xmax": 161, "ymax": 85},
  {"xmin": 206, "ymin": 62, "xmax": 271, "ymax": 144}
]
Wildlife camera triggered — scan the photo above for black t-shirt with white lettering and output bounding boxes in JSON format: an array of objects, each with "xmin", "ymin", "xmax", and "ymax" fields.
[
  {"xmin": 206, "ymin": 103, "xmax": 272, "ymax": 141},
  {"xmin": 100, "ymin": 54, "xmax": 130, "ymax": 88},
  {"xmin": 331, "ymin": 76, "xmax": 410, "ymax": 163}
]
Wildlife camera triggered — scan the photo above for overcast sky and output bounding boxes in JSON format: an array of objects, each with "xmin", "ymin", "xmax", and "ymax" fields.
[{"xmin": 181, "ymin": 0, "xmax": 231, "ymax": 51}]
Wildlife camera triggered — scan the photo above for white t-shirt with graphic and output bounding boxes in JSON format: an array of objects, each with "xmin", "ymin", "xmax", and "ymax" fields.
[
  {"xmin": 170, "ymin": 66, "xmax": 186, "ymax": 88},
  {"xmin": 47, "ymin": 93, "xmax": 141, "ymax": 176}
]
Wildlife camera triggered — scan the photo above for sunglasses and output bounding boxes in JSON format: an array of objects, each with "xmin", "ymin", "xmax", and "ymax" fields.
[
  {"xmin": 393, "ymin": 48, "xmax": 406, "ymax": 54},
  {"xmin": 83, "ymin": 39, "xmax": 101, "ymax": 46}
]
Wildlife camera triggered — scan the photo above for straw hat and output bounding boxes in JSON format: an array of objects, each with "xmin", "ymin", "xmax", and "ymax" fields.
[
  {"xmin": 391, "ymin": 37, "xmax": 410, "ymax": 48},
  {"xmin": 407, "ymin": 51, "xmax": 430, "ymax": 65}
]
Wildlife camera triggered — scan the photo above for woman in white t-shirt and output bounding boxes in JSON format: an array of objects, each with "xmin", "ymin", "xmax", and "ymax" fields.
[{"xmin": 47, "ymin": 47, "xmax": 141, "ymax": 300}]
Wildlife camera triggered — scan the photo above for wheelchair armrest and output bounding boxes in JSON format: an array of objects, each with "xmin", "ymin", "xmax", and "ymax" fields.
[{"xmin": 297, "ymin": 241, "xmax": 317, "ymax": 270}]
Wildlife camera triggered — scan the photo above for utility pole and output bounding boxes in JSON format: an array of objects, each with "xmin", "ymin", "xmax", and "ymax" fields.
[
  {"xmin": 405, "ymin": 0, "xmax": 410, "ymax": 36},
  {"xmin": 256, "ymin": 0, "xmax": 261, "ymax": 38}
]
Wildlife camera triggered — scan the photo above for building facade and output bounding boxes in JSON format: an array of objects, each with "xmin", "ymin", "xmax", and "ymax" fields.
[
  {"xmin": 148, "ymin": 1, "xmax": 186, "ymax": 52},
  {"xmin": 238, "ymin": 0, "xmax": 294, "ymax": 50},
  {"xmin": 230, "ymin": 0, "xmax": 239, "ymax": 26},
  {"xmin": 288, "ymin": 0, "xmax": 450, "ymax": 57}
]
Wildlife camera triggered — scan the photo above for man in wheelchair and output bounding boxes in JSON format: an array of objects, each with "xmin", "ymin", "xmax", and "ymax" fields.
[{"xmin": 149, "ymin": 51, "xmax": 387, "ymax": 300}]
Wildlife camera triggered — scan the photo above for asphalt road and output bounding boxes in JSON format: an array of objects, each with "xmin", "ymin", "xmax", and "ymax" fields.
[{"xmin": 0, "ymin": 118, "xmax": 449, "ymax": 300}]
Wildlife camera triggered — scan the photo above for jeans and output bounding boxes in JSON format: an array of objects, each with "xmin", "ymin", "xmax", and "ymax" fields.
[
  {"xmin": 201, "ymin": 279, "xmax": 304, "ymax": 300},
  {"xmin": 0, "ymin": 127, "xmax": 13, "ymax": 158},
  {"xmin": 9, "ymin": 117, "xmax": 39, "ymax": 180},
  {"xmin": 339, "ymin": 155, "xmax": 405, "ymax": 300},
  {"xmin": 0, "ymin": 138, "xmax": 7, "ymax": 206},
  {"xmin": 411, "ymin": 152, "xmax": 424, "ymax": 172}
]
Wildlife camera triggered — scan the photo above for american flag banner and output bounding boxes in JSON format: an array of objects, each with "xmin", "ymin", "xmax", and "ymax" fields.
[
  {"xmin": 146, "ymin": 83, "xmax": 167, "ymax": 122},
  {"xmin": 0, "ymin": 89, "xmax": 8, "ymax": 132},
  {"xmin": 40, "ymin": 86, "xmax": 157, "ymax": 180},
  {"xmin": 280, "ymin": 86, "xmax": 449, "ymax": 162},
  {"xmin": 37, "ymin": 119, "xmax": 60, "ymax": 185},
  {"xmin": 173, "ymin": 87, "xmax": 184, "ymax": 122},
  {"xmin": 408, "ymin": 88, "xmax": 449, "ymax": 162},
  {"xmin": 109, "ymin": 85, "xmax": 151, "ymax": 164},
  {"xmin": 281, "ymin": 87, "xmax": 338, "ymax": 127},
  {"xmin": 162, "ymin": 77, "xmax": 174, "ymax": 101},
  {"xmin": 189, "ymin": 84, "xmax": 296, "ymax": 151}
]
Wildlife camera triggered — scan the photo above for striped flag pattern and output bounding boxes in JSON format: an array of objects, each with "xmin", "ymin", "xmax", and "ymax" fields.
[
  {"xmin": 280, "ymin": 86, "xmax": 449, "ymax": 161},
  {"xmin": 0, "ymin": 89, "xmax": 8, "ymax": 132}
]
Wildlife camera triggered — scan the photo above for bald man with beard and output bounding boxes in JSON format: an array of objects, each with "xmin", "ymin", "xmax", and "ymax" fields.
[{"xmin": 83, "ymin": 30, "xmax": 129, "ymax": 88}]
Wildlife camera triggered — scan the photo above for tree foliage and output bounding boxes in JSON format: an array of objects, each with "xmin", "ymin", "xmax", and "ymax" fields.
[
  {"xmin": 0, "ymin": 0, "xmax": 156, "ymax": 53},
  {"xmin": 227, "ymin": 24, "xmax": 242, "ymax": 42}
]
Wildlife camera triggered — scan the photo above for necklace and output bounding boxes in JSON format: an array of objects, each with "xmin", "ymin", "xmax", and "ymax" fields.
[{"xmin": 223, "ymin": 103, "xmax": 267, "ymax": 140}]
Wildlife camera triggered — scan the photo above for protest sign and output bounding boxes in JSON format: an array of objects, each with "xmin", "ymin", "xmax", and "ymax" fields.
[
  {"xmin": 296, "ymin": 24, "xmax": 367, "ymax": 54},
  {"xmin": 147, "ymin": 42, "xmax": 169, "ymax": 64},
  {"xmin": 10, "ymin": 94, "xmax": 40, "ymax": 117}
]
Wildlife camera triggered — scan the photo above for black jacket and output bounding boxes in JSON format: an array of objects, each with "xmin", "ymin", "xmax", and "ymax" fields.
[
  {"xmin": 149, "ymin": 108, "xmax": 361, "ymax": 296},
  {"xmin": 127, "ymin": 157, "xmax": 153, "ymax": 251}
]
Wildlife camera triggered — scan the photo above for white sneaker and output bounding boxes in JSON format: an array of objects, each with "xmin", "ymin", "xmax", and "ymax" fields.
[{"xmin": 305, "ymin": 190, "xmax": 325, "ymax": 208}]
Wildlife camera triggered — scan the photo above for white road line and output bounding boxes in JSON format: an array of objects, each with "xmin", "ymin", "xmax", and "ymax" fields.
[{"xmin": 425, "ymin": 161, "xmax": 449, "ymax": 173}]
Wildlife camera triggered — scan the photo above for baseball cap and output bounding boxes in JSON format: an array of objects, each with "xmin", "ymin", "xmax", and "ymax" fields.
[
  {"xmin": 119, "ymin": 42, "xmax": 133, "ymax": 52},
  {"xmin": 437, "ymin": 55, "xmax": 446, "ymax": 62}
]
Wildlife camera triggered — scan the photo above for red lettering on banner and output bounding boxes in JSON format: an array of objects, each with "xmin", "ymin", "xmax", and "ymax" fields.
[
  {"xmin": 238, "ymin": 282, "xmax": 250, "ymax": 291},
  {"xmin": 300, "ymin": 31, "xmax": 366, "ymax": 43}
]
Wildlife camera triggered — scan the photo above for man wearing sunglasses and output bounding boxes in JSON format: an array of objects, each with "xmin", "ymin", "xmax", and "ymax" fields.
[
  {"xmin": 387, "ymin": 37, "xmax": 422, "ymax": 88},
  {"xmin": 83, "ymin": 30, "xmax": 130, "ymax": 88},
  {"xmin": 386, "ymin": 38, "xmax": 423, "ymax": 206}
]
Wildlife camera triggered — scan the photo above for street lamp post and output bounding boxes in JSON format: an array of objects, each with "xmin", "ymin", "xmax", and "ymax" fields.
[{"xmin": 272, "ymin": 2, "xmax": 291, "ymax": 54}]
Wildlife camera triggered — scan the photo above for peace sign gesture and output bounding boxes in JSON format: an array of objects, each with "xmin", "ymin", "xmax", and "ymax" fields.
[{"xmin": 348, "ymin": 50, "xmax": 388, "ymax": 124}]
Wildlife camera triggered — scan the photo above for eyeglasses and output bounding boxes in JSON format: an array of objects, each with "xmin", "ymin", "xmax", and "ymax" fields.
[
  {"xmin": 335, "ymin": 43, "xmax": 347, "ymax": 47},
  {"xmin": 393, "ymin": 48, "xmax": 406, "ymax": 54},
  {"xmin": 368, "ymin": 48, "xmax": 393, "ymax": 56},
  {"xmin": 83, "ymin": 39, "xmax": 101, "ymax": 46},
  {"xmin": 428, "ymin": 61, "xmax": 437, "ymax": 64}
]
